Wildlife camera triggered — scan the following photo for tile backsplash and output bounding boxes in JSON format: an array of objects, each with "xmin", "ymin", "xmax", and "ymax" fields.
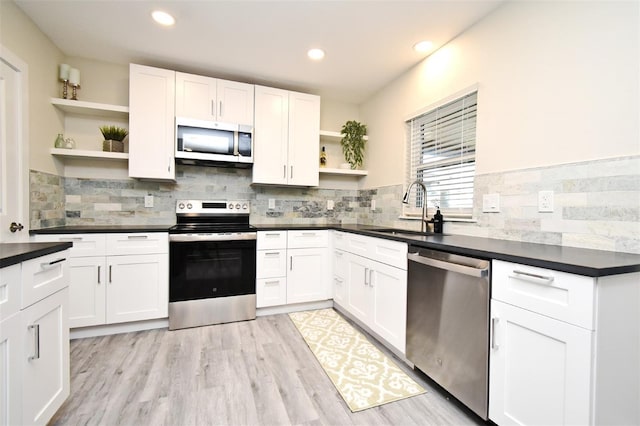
[{"xmin": 30, "ymin": 155, "xmax": 639, "ymax": 254}]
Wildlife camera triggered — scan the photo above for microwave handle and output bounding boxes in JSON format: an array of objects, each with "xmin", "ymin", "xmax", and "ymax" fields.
[{"xmin": 233, "ymin": 131, "xmax": 239, "ymax": 156}]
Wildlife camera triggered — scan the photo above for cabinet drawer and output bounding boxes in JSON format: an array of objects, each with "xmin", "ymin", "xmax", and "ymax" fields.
[
  {"xmin": 333, "ymin": 249, "xmax": 347, "ymax": 279},
  {"xmin": 287, "ymin": 230, "xmax": 328, "ymax": 249},
  {"xmin": 369, "ymin": 237, "xmax": 408, "ymax": 270},
  {"xmin": 256, "ymin": 249, "xmax": 287, "ymax": 278},
  {"xmin": 256, "ymin": 277, "xmax": 287, "ymax": 308},
  {"xmin": 257, "ymin": 231, "xmax": 287, "ymax": 250},
  {"xmin": 106, "ymin": 233, "xmax": 168, "ymax": 255},
  {"xmin": 332, "ymin": 231, "xmax": 349, "ymax": 251},
  {"xmin": 21, "ymin": 251, "xmax": 69, "ymax": 309},
  {"xmin": 33, "ymin": 234, "xmax": 106, "ymax": 257},
  {"xmin": 0, "ymin": 264, "xmax": 21, "ymax": 322},
  {"xmin": 492, "ymin": 260, "xmax": 595, "ymax": 329}
]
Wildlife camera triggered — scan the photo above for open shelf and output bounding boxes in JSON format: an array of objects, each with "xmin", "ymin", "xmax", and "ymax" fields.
[
  {"xmin": 319, "ymin": 167, "xmax": 368, "ymax": 176},
  {"xmin": 51, "ymin": 98, "xmax": 129, "ymax": 118},
  {"xmin": 319, "ymin": 130, "xmax": 369, "ymax": 140},
  {"xmin": 50, "ymin": 148, "xmax": 129, "ymax": 161}
]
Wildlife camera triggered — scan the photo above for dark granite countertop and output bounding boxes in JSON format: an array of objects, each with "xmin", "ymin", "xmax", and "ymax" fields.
[
  {"xmin": 253, "ymin": 223, "xmax": 640, "ymax": 277},
  {"xmin": 0, "ymin": 242, "xmax": 73, "ymax": 268},
  {"xmin": 28, "ymin": 223, "xmax": 640, "ymax": 277},
  {"xmin": 30, "ymin": 225, "xmax": 173, "ymax": 234}
]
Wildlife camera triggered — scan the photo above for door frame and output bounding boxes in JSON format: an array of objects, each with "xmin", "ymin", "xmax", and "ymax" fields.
[{"xmin": 0, "ymin": 44, "xmax": 29, "ymax": 242}]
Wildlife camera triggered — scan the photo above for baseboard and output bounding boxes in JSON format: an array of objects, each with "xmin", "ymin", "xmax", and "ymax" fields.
[
  {"xmin": 70, "ymin": 318, "xmax": 169, "ymax": 339},
  {"xmin": 257, "ymin": 299, "xmax": 333, "ymax": 317}
]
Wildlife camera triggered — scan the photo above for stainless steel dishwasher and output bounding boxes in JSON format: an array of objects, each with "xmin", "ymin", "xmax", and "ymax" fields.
[{"xmin": 406, "ymin": 245, "xmax": 490, "ymax": 420}]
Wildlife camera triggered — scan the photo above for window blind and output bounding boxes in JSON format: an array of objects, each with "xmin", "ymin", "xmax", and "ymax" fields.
[{"xmin": 405, "ymin": 91, "xmax": 477, "ymax": 218}]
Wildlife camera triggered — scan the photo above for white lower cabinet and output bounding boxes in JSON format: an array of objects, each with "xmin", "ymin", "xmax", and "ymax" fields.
[
  {"xmin": 489, "ymin": 299, "xmax": 592, "ymax": 426},
  {"xmin": 0, "ymin": 251, "xmax": 70, "ymax": 426},
  {"xmin": 489, "ymin": 260, "xmax": 640, "ymax": 426},
  {"xmin": 332, "ymin": 231, "xmax": 408, "ymax": 354},
  {"xmin": 256, "ymin": 230, "xmax": 329, "ymax": 307},
  {"xmin": 33, "ymin": 233, "xmax": 169, "ymax": 327}
]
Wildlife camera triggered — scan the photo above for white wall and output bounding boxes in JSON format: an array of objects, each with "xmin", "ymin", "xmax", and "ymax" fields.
[{"xmin": 360, "ymin": 1, "xmax": 639, "ymax": 189}]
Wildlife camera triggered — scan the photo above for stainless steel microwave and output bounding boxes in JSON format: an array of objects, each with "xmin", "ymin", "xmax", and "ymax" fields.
[{"xmin": 175, "ymin": 117, "xmax": 253, "ymax": 166}]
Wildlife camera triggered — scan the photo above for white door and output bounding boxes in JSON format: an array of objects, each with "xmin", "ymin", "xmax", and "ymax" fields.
[
  {"xmin": 175, "ymin": 72, "xmax": 216, "ymax": 121},
  {"xmin": 252, "ymin": 85, "xmax": 289, "ymax": 185},
  {"xmin": 489, "ymin": 300, "xmax": 593, "ymax": 426},
  {"xmin": 0, "ymin": 46, "xmax": 29, "ymax": 242},
  {"xmin": 287, "ymin": 91, "xmax": 319, "ymax": 186},
  {"xmin": 68, "ymin": 256, "xmax": 107, "ymax": 328},
  {"xmin": 287, "ymin": 247, "xmax": 328, "ymax": 304},
  {"xmin": 217, "ymin": 79, "xmax": 254, "ymax": 126},
  {"xmin": 345, "ymin": 253, "xmax": 370, "ymax": 323},
  {"xmin": 106, "ymin": 253, "xmax": 168, "ymax": 323},
  {"xmin": 370, "ymin": 262, "xmax": 407, "ymax": 353},
  {"xmin": 21, "ymin": 288, "xmax": 70, "ymax": 426},
  {"xmin": 0, "ymin": 313, "xmax": 22, "ymax": 426}
]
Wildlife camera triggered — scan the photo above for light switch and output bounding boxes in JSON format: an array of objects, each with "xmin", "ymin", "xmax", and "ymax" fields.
[
  {"xmin": 482, "ymin": 193, "xmax": 500, "ymax": 213},
  {"xmin": 538, "ymin": 191, "xmax": 554, "ymax": 212},
  {"xmin": 144, "ymin": 195, "xmax": 154, "ymax": 208},
  {"xmin": 268, "ymin": 199, "xmax": 275, "ymax": 209},
  {"xmin": 371, "ymin": 199, "xmax": 376, "ymax": 211},
  {"xmin": 327, "ymin": 200, "xmax": 335, "ymax": 210}
]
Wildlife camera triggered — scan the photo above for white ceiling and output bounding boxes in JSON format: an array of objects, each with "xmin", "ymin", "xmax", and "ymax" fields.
[{"xmin": 15, "ymin": 0, "xmax": 503, "ymax": 104}]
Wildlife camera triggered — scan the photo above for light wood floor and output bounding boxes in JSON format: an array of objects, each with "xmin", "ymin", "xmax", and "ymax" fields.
[{"xmin": 51, "ymin": 311, "xmax": 485, "ymax": 425}]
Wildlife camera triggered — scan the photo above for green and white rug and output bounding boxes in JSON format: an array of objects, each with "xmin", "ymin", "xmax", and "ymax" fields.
[{"xmin": 289, "ymin": 308, "xmax": 425, "ymax": 412}]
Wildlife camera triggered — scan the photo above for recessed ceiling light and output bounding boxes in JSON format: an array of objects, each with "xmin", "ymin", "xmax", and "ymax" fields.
[
  {"xmin": 152, "ymin": 10, "xmax": 175, "ymax": 26},
  {"xmin": 307, "ymin": 48, "xmax": 325, "ymax": 61},
  {"xmin": 413, "ymin": 40, "xmax": 433, "ymax": 53}
]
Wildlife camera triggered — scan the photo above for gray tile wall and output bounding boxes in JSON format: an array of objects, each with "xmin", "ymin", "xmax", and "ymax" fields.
[{"xmin": 30, "ymin": 155, "xmax": 639, "ymax": 254}]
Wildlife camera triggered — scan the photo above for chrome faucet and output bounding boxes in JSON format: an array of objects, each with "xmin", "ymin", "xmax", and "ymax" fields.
[{"xmin": 402, "ymin": 180, "xmax": 430, "ymax": 233}]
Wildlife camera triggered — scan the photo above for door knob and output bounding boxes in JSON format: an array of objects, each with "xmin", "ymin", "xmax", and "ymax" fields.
[{"xmin": 9, "ymin": 222, "xmax": 24, "ymax": 233}]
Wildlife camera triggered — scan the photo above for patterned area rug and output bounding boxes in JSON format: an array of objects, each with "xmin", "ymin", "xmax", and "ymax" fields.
[{"xmin": 288, "ymin": 308, "xmax": 425, "ymax": 412}]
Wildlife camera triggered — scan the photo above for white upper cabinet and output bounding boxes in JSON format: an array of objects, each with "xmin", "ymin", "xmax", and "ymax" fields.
[
  {"xmin": 128, "ymin": 64, "xmax": 176, "ymax": 180},
  {"xmin": 253, "ymin": 85, "xmax": 320, "ymax": 186},
  {"xmin": 175, "ymin": 72, "xmax": 254, "ymax": 126}
]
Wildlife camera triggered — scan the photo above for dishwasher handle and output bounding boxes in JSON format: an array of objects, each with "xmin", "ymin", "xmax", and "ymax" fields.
[{"xmin": 408, "ymin": 252, "xmax": 489, "ymax": 278}]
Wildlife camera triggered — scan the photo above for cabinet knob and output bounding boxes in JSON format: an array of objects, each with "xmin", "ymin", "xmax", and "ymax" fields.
[{"xmin": 9, "ymin": 222, "xmax": 24, "ymax": 233}]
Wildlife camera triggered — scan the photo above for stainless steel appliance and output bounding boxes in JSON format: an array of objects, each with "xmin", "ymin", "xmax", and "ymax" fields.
[
  {"xmin": 406, "ymin": 246, "xmax": 490, "ymax": 419},
  {"xmin": 175, "ymin": 117, "xmax": 253, "ymax": 167},
  {"xmin": 168, "ymin": 200, "xmax": 256, "ymax": 330}
]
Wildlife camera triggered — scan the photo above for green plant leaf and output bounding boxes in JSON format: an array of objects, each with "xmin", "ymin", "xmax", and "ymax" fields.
[{"xmin": 340, "ymin": 120, "xmax": 367, "ymax": 169}]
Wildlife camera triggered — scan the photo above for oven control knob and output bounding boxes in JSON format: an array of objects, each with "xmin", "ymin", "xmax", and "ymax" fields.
[
  {"xmin": 242, "ymin": 203, "xmax": 248, "ymax": 210},
  {"xmin": 235, "ymin": 203, "xmax": 241, "ymax": 209},
  {"xmin": 228, "ymin": 203, "xmax": 233, "ymax": 209},
  {"xmin": 178, "ymin": 203, "xmax": 185, "ymax": 210},
  {"xmin": 187, "ymin": 203, "xmax": 192, "ymax": 209}
]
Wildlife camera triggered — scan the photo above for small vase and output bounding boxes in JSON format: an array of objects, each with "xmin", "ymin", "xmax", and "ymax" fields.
[
  {"xmin": 54, "ymin": 133, "xmax": 65, "ymax": 148},
  {"xmin": 103, "ymin": 139, "xmax": 124, "ymax": 152}
]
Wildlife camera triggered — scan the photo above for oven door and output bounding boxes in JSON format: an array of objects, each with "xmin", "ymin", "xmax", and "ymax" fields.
[{"xmin": 169, "ymin": 237, "xmax": 256, "ymax": 303}]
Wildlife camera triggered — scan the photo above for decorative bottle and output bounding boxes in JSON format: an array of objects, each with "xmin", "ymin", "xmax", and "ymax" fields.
[
  {"xmin": 320, "ymin": 146, "xmax": 327, "ymax": 167},
  {"xmin": 433, "ymin": 208, "xmax": 444, "ymax": 234},
  {"xmin": 54, "ymin": 133, "xmax": 65, "ymax": 148}
]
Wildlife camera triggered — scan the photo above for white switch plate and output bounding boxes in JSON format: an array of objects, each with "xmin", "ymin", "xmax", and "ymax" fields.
[
  {"xmin": 268, "ymin": 199, "xmax": 275, "ymax": 209},
  {"xmin": 371, "ymin": 199, "xmax": 376, "ymax": 211},
  {"xmin": 482, "ymin": 193, "xmax": 500, "ymax": 213},
  {"xmin": 144, "ymin": 195, "xmax": 154, "ymax": 208},
  {"xmin": 327, "ymin": 200, "xmax": 335, "ymax": 210},
  {"xmin": 538, "ymin": 190, "xmax": 554, "ymax": 212}
]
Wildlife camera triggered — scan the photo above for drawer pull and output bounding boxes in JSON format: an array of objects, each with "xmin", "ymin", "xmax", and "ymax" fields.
[
  {"xmin": 301, "ymin": 232, "xmax": 316, "ymax": 236},
  {"xmin": 265, "ymin": 280, "xmax": 280, "ymax": 285},
  {"xmin": 127, "ymin": 235, "xmax": 148, "ymax": 239},
  {"xmin": 264, "ymin": 252, "xmax": 280, "ymax": 256},
  {"xmin": 335, "ymin": 277, "xmax": 343, "ymax": 284},
  {"xmin": 28, "ymin": 324, "xmax": 40, "ymax": 361},
  {"xmin": 265, "ymin": 233, "xmax": 281, "ymax": 237},
  {"xmin": 364, "ymin": 267, "xmax": 369, "ymax": 286},
  {"xmin": 40, "ymin": 258, "xmax": 65, "ymax": 268},
  {"xmin": 511, "ymin": 270, "xmax": 554, "ymax": 284}
]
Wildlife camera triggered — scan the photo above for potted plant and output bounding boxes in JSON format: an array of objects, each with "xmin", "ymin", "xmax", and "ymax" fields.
[
  {"xmin": 100, "ymin": 125, "xmax": 128, "ymax": 152},
  {"xmin": 340, "ymin": 120, "xmax": 367, "ymax": 169}
]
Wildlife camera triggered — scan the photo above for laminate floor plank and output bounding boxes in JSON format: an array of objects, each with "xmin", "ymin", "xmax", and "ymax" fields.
[{"xmin": 51, "ymin": 311, "xmax": 484, "ymax": 426}]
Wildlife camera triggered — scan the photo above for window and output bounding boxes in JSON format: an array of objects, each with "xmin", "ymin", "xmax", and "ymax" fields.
[{"xmin": 405, "ymin": 90, "xmax": 477, "ymax": 219}]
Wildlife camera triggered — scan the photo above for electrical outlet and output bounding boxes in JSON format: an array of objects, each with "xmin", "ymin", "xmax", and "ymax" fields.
[
  {"xmin": 538, "ymin": 190, "xmax": 554, "ymax": 212},
  {"xmin": 371, "ymin": 199, "xmax": 376, "ymax": 211},
  {"xmin": 144, "ymin": 195, "xmax": 154, "ymax": 208},
  {"xmin": 268, "ymin": 199, "xmax": 275, "ymax": 209},
  {"xmin": 327, "ymin": 200, "xmax": 335, "ymax": 210},
  {"xmin": 482, "ymin": 193, "xmax": 500, "ymax": 213}
]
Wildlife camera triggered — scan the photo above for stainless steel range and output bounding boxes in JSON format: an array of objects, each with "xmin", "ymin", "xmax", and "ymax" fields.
[{"xmin": 168, "ymin": 200, "xmax": 256, "ymax": 330}]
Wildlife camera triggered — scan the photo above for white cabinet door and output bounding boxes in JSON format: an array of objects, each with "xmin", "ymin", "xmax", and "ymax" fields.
[
  {"xmin": 129, "ymin": 64, "xmax": 175, "ymax": 180},
  {"xmin": 489, "ymin": 300, "xmax": 593, "ymax": 426},
  {"xmin": 256, "ymin": 249, "xmax": 287, "ymax": 278},
  {"xmin": 287, "ymin": 91, "xmax": 320, "ymax": 187},
  {"xmin": 106, "ymin": 253, "xmax": 168, "ymax": 324},
  {"xmin": 253, "ymin": 85, "xmax": 289, "ymax": 185},
  {"xmin": 0, "ymin": 313, "xmax": 22, "ymax": 426},
  {"xmin": 287, "ymin": 248, "xmax": 329, "ymax": 304},
  {"xmin": 256, "ymin": 277, "xmax": 287, "ymax": 308},
  {"xmin": 370, "ymin": 261, "xmax": 407, "ymax": 353},
  {"xmin": 175, "ymin": 72, "xmax": 217, "ymax": 121},
  {"xmin": 68, "ymin": 256, "xmax": 106, "ymax": 328},
  {"xmin": 21, "ymin": 288, "xmax": 70, "ymax": 426},
  {"xmin": 0, "ymin": 264, "xmax": 21, "ymax": 322},
  {"xmin": 217, "ymin": 79, "xmax": 254, "ymax": 126},
  {"xmin": 345, "ymin": 253, "xmax": 370, "ymax": 323}
]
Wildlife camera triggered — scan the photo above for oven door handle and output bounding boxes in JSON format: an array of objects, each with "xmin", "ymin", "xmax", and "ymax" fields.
[{"xmin": 169, "ymin": 233, "xmax": 257, "ymax": 242}]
